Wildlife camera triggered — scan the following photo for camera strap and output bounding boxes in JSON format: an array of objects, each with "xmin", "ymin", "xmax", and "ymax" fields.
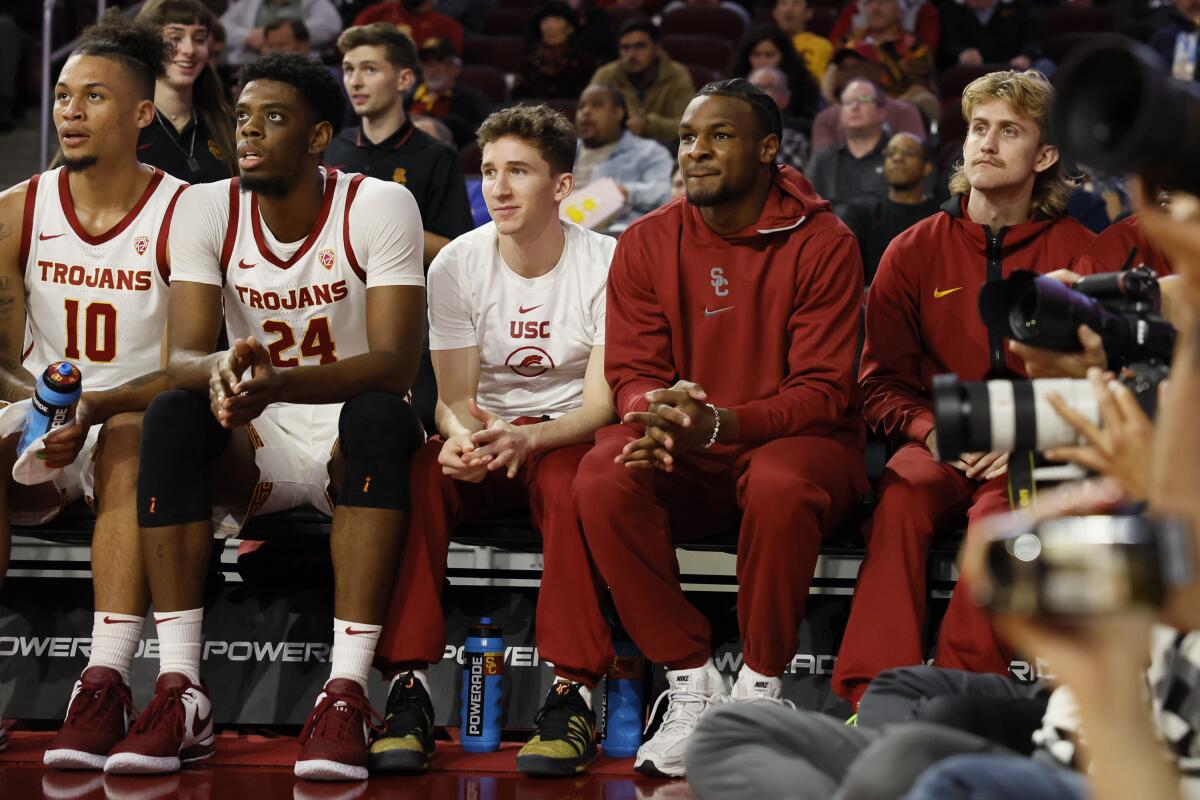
[
  {"xmin": 984, "ymin": 226, "xmax": 1013, "ymax": 379},
  {"xmin": 1006, "ymin": 449, "xmax": 1037, "ymax": 510}
]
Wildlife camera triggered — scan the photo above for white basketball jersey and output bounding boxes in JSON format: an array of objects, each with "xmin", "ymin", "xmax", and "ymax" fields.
[
  {"xmin": 218, "ymin": 170, "xmax": 371, "ymax": 365},
  {"xmin": 20, "ymin": 166, "xmax": 185, "ymax": 391}
]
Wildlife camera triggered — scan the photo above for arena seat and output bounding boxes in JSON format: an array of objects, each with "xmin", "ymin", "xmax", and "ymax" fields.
[
  {"xmin": 660, "ymin": 35, "xmax": 734, "ymax": 74},
  {"xmin": 459, "ymin": 64, "xmax": 510, "ymax": 104},
  {"xmin": 462, "ymin": 35, "xmax": 525, "ymax": 74},
  {"xmin": 660, "ymin": 6, "xmax": 747, "ymax": 40},
  {"xmin": 481, "ymin": 6, "xmax": 536, "ymax": 37},
  {"xmin": 687, "ymin": 63, "xmax": 721, "ymax": 92}
]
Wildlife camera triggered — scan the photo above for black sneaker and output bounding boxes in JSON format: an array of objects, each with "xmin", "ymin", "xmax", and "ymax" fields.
[
  {"xmin": 367, "ymin": 671, "xmax": 435, "ymax": 772},
  {"xmin": 516, "ymin": 681, "xmax": 598, "ymax": 777}
]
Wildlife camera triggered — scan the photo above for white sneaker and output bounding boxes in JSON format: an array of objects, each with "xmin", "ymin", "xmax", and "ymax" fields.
[
  {"xmin": 634, "ymin": 661, "xmax": 728, "ymax": 778},
  {"xmin": 730, "ymin": 672, "xmax": 795, "ymax": 707}
]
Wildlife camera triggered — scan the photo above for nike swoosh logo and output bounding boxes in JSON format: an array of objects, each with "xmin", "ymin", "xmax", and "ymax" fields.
[
  {"xmin": 933, "ymin": 287, "xmax": 963, "ymax": 298},
  {"xmin": 238, "ymin": 259, "xmax": 256, "ymax": 269},
  {"xmin": 102, "ymin": 616, "xmax": 141, "ymax": 625},
  {"xmin": 137, "ymin": 143, "xmax": 152, "ymax": 152},
  {"xmin": 344, "ymin": 627, "xmax": 377, "ymax": 636},
  {"xmin": 38, "ymin": 233, "xmax": 66, "ymax": 241},
  {"xmin": 155, "ymin": 615, "xmax": 181, "ymax": 624},
  {"xmin": 518, "ymin": 305, "xmax": 543, "ymax": 314},
  {"xmin": 704, "ymin": 306, "xmax": 734, "ymax": 316},
  {"xmin": 191, "ymin": 701, "xmax": 213, "ymax": 739}
]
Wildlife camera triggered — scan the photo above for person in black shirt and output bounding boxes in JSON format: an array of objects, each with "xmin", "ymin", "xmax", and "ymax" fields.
[
  {"xmin": 136, "ymin": 0, "xmax": 236, "ymax": 182},
  {"xmin": 325, "ymin": 23, "xmax": 474, "ymax": 267},
  {"xmin": 838, "ymin": 131, "xmax": 938, "ymax": 285}
]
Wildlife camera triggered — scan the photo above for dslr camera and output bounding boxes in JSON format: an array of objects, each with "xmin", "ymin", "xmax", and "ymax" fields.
[
  {"xmin": 933, "ymin": 266, "xmax": 1173, "ymax": 460},
  {"xmin": 978, "ymin": 514, "xmax": 1193, "ymax": 617}
]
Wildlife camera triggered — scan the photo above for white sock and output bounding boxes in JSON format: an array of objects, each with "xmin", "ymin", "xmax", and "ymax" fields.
[
  {"xmin": 330, "ymin": 618, "xmax": 381, "ymax": 690},
  {"xmin": 554, "ymin": 677, "xmax": 592, "ymax": 709},
  {"xmin": 155, "ymin": 608, "xmax": 203, "ymax": 683},
  {"xmin": 87, "ymin": 612, "xmax": 143, "ymax": 683}
]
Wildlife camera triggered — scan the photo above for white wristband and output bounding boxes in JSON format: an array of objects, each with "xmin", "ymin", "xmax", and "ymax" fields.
[{"xmin": 702, "ymin": 403, "xmax": 720, "ymax": 449}]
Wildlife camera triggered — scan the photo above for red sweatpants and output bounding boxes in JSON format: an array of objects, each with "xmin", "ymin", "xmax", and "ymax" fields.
[
  {"xmin": 573, "ymin": 424, "xmax": 866, "ymax": 677},
  {"xmin": 374, "ymin": 439, "xmax": 614, "ymax": 685},
  {"xmin": 831, "ymin": 442, "xmax": 1013, "ymax": 706}
]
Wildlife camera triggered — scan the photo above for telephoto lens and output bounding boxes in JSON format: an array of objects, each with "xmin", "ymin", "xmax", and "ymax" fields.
[
  {"xmin": 977, "ymin": 515, "xmax": 1194, "ymax": 617},
  {"xmin": 1051, "ymin": 35, "xmax": 1200, "ymax": 197}
]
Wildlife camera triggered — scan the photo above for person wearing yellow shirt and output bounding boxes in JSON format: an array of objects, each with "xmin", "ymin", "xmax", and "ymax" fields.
[{"xmin": 773, "ymin": 0, "xmax": 833, "ymax": 82}]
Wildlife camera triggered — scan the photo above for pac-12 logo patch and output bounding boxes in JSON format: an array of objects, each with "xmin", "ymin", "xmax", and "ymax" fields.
[
  {"xmin": 318, "ymin": 249, "xmax": 335, "ymax": 270},
  {"xmin": 134, "ymin": 236, "xmax": 150, "ymax": 256},
  {"xmin": 506, "ymin": 346, "xmax": 555, "ymax": 377}
]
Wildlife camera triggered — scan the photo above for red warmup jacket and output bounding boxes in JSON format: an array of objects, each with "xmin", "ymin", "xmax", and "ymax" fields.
[
  {"xmin": 860, "ymin": 195, "xmax": 1097, "ymax": 445},
  {"xmin": 1077, "ymin": 214, "xmax": 1173, "ymax": 277},
  {"xmin": 605, "ymin": 166, "xmax": 865, "ymax": 449}
]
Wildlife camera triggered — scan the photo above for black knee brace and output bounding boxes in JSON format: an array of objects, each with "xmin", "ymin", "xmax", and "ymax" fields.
[
  {"xmin": 336, "ymin": 391, "xmax": 424, "ymax": 510},
  {"xmin": 138, "ymin": 390, "xmax": 229, "ymax": 527}
]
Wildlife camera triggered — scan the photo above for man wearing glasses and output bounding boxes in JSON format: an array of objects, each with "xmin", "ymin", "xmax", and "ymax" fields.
[{"xmin": 805, "ymin": 77, "xmax": 889, "ymax": 204}]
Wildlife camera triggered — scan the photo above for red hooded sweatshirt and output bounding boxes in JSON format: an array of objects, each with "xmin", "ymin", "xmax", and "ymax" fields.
[
  {"xmin": 1077, "ymin": 214, "xmax": 1172, "ymax": 277},
  {"xmin": 605, "ymin": 166, "xmax": 864, "ymax": 449},
  {"xmin": 860, "ymin": 195, "xmax": 1097, "ymax": 445}
]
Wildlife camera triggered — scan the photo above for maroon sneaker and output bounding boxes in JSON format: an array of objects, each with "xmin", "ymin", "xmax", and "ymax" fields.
[
  {"xmin": 104, "ymin": 672, "xmax": 214, "ymax": 775},
  {"xmin": 294, "ymin": 679, "xmax": 383, "ymax": 781},
  {"xmin": 43, "ymin": 667, "xmax": 136, "ymax": 770}
]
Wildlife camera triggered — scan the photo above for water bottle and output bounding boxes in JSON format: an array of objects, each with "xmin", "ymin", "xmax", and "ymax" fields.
[
  {"xmin": 601, "ymin": 639, "xmax": 645, "ymax": 758},
  {"xmin": 460, "ymin": 617, "xmax": 504, "ymax": 752},
  {"xmin": 20, "ymin": 361, "xmax": 82, "ymax": 454}
]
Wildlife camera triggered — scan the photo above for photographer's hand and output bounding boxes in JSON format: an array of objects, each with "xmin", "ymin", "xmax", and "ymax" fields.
[
  {"xmin": 963, "ymin": 450, "xmax": 1008, "ymax": 481},
  {"xmin": 1045, "ymin": 367, "xmax": 1155, "ymax": 500},
  {"xmin": 1009, "ymin": 324, "xmax": 1107, "ymax": 378}
]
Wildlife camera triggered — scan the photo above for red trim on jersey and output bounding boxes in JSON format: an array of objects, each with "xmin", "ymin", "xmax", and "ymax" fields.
[
  {"xmin": 59, "ymin": 167, "xmax": 165, "ymax": 246},
  {"xmin": 22, "ymin": 340, "xmax": 33, "ymax": 361},
  {"xmin": 17, "ymin": 173, "xmax": 40, "ymax": 275},
  {"xmin": 218, "ymin": 179, "xmax": 240, "ymax": 285},
  {"xmin": 250, "ymin": 170, "xmax": 337, "ymax": 270},
  {"xmin": 343, "ymin": 174, "xmax": 367, "ymax": 284},
  {"xmin": 156, "ymin": 184, "xmax": 189, "ymax": 286}
]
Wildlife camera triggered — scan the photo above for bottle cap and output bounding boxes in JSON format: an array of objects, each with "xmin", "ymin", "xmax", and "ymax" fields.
[{"xmin": 56, "ymin": 363, "xmax": 74, "ymax": 377}]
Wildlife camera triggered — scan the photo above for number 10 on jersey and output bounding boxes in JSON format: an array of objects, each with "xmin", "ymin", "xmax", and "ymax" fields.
[{"xmin": 64, "ymin": 299, "xmax": 117, "ymax": 362}]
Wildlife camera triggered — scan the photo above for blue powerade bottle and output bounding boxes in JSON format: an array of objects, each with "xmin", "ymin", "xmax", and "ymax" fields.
[
  {"xmin": 601, "ymin": 639, "xmax": 645, "ymax": 757},
  {"xmin": 461, "ymin": 617, "xmax": 504, "ymax": 752},
  {"xmin": 20, "ymin": 361, "xmax": 82, "ymax": 454}
]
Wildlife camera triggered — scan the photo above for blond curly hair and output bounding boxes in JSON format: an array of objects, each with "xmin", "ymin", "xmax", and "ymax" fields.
[{"xmin": 948, "ymin": 70, "xmax": 1075, "ymax": 218}]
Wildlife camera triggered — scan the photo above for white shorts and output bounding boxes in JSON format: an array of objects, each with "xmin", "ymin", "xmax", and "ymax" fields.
[
  {"xmin": 10, "ymin": 423, "xmax": 101, "ymax": 527},
  {"xmin": 212, "ymin": 402, "xmax": 342, "ymax": 538}
]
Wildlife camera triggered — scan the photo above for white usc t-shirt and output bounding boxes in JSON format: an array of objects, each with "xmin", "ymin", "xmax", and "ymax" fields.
[
  {"xmin": 168, "ymin": 169, "xmax": 424, "ymax": 364},
  {"xmin": 428, "ymin": 220, "xmax": 613, "ymax": 419}
]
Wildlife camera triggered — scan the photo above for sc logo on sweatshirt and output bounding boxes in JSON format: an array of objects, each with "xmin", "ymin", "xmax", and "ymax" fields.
[{"xmin": 706, "ymin": 267, "xmax": 734, "ymax": 317}]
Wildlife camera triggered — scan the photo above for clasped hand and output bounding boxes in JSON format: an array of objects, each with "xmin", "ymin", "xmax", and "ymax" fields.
[{"xmin": 616, "ymin": 380, "xmax": 716, "ymax": 472}]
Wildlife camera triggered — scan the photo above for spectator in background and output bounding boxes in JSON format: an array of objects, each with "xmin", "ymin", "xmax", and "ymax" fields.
[
  {"xmin": 261, "ymin": 17, "xmax": 313, "ymax": 54},
  {"xmin": 937, "ymin": 0, "xmax": 1036, "ymax": 71},
  {"xmin": 572, "ymin": 84, "xmax": 673, "ymax": 230},
  {"xmin": 831, "ymin": 0, "xmax": 940, "ymax": 53},
  {"xmin": 773, "ymin": 0, "xmax": 834, "ymax": 84},
  {"xmin": 513, "ymin": 2, "xmax": 598, "ymax": 100},
  {"xmin": 662, "ymin": 0, "xmax": 751, "ymax": 26},
  {"xmin": 811, "ymin": 52, "xmax": 924, "ymax": 151},
  {"xmin": 563, "ymin": 0, "xmax": 619, "ymax": 62},
  {"xmin": 728, "ymin": 25, "xmax": 820, "ymax": 133},
  {"xmin": 806, "ymin": 78, "xmax": 888, "ymax": 204},
  {"xmin": 326, "ymin": 24, "xmax": 474, "ymax": 265},
  {"xmin": 1151, "ymin": 0, "xmax": 1200, "ymax": 81},
  {"xmin": 137, "ymin": 0, "xmax": 237, "ymax": 182},
  {"xmin": 411, "ymin": 37, "xmax": 491, "ymax": 149},
  {"xmin": 837, "ymin": 132, "xmax": 938, "ymax": 284},
  {"xmin": 839, "ymin": 0, "xmax": 938, "ymax": 120},
  {"xmin": 590, "ymin": 16, "xmax": 695, "ymax": 147},
  {"xmin": 219, "ymin": 0, "xmax": 341, "ymax": 64},
  {"xmin": 353, "ymin": 0, "xmax": 465, "ymax": 55},
  {"xmin": 433, "ymin": 0, "xmax": 495, "ymax": 33},
  {"xmin": 412, "ymin": 113, "xmax": 456, "ymax": 146},
  {"xmin": 748, "ymin": 66, "xmax": 810, "ymax": 171}
]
